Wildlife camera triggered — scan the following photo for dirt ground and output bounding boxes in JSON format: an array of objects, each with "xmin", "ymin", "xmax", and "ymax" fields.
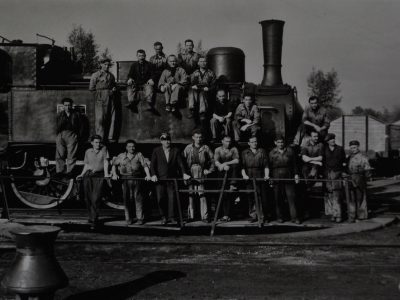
[{"xmin": 1, "ymin": 221, "xmax": 400, "ymax": 300}]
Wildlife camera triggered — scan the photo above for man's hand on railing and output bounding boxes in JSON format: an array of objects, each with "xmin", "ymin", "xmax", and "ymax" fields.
[
  {"xmin": 151, "ymin": 175, "xmax": 158, "ymax": 182},
  {"xmin": 111, "ymin": 174, "xmax": 119, "ymax": 180},
  {"xmin": 204, "ymin": 169, "xmax": 212, "ymax": 176},
  {"xmin": 223, "ymin": 165, "xmax": 230, "ymax": 171},
  {"xmin": 145, "ymin": 175, "xmax": 152, "ymax": 181},
  {"xmin": 242, "ymin": 174, "xmax": 250, "ymax": 180},
  {"xmin": 183, "ymin": 174, "xmax": 191, "ymax": 180},
  {"xmin": 294, "ymin": 174, "xmax": 300, "ymax": 184}
]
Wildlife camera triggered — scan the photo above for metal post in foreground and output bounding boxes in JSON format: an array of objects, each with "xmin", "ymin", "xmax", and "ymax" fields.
[{"xmin": 1, "ymin": 225, "xmax": 68, "ymax": 300}]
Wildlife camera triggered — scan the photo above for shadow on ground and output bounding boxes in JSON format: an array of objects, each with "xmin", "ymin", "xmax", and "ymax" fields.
[{"xmin": 64, "ymin": 270, "xmax": 186, "ymax": 300}]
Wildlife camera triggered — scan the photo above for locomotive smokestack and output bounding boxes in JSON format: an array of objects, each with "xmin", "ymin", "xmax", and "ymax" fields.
[{"xmin": 260, "ymin": 19, "xmax": 284, "ymax": 86}]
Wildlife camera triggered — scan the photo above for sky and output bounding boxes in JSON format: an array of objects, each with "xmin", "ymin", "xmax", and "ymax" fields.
[{"xmin": 1, "ymin": 0, "xmax": 399, "ymax": 112}]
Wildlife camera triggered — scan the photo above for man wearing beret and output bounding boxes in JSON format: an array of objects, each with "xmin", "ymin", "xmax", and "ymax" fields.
[
  {"xmin": 150, "ymin": 133, "xmax": 191, "ymax": 224},
  {"xmin": 346, "ymin": 140, "xmax": 372, "ymax": 222},
  {"xmin": 89, "ymin": 58, "xmax": 117, "ymax": 142},
  {"xmin": 323, "ymin": 133, "xmax": 346, "ymax": 222}
]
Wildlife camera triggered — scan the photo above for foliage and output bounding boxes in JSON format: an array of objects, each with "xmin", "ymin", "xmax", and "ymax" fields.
[
  {"xmin": 67, "ymin": 25, "xmax": 99, "ymax": 75},
  {"xmin": 351, "ymin": 105, "xmax": 400, "ymax": 123},
  {"xmin": 307, "ymin": 68, "xmax": 343, "ymax": 120}
]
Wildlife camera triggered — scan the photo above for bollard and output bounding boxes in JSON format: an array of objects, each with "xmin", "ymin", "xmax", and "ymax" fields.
[{"xmin": 1, "ymin": 225, "xmax": 68, "ymax": 300}]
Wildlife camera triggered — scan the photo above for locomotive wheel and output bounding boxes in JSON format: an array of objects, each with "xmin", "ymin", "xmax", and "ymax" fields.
[{"xmin": 11, "ymin": 165, "xmax": 74, "ymax": 209}]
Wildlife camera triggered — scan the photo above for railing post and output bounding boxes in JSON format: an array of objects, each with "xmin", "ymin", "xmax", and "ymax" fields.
[
  {"xmin": 0, "ymin": 177, "xmax": 10, "ymax": 220},
  {"xmin": 210, "ymin": 172, "xmax": 228, "ymax": 237},
  {"xmin": 252, "ymin": 178, "xmax": 262, "ymax": 228},
  {"xmin": 173, "ymin": 179, "xmax": 184, "ymax": 229}
]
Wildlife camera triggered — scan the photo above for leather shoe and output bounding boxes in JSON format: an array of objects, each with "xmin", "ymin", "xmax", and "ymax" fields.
[{"xmin": 161, "ymin": 217, "xmax": 167, "ymax": 225}]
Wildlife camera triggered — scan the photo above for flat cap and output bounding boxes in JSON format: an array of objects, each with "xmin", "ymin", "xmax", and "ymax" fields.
[
  {"xmin": 160, "ymin": 132, "xmax": 171, "ymax": 140},
  {"xmin": 99, "ymin": 58, "xmax": 112, "ymax": 64},
  {"xmin": 349, "ymin": 140, "xmax": 360, "ymax": 146},
  {"xmin": 325, "ymin": 133, "xmax": 336, "ymax": 141}
]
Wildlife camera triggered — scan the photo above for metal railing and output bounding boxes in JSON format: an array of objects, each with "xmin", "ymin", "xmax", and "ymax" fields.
[{"xmin": 0, "ymin": 173, "xmax": 354, "ymax": 236}]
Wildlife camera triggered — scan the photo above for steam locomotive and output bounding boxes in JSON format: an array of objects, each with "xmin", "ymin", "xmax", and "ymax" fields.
[{"xmin": 0, "ymin": 20, "xmax": 303, "ymax": 209}]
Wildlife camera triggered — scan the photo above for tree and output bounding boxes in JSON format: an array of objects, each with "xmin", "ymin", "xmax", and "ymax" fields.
[
  {"xmin": 67, "ymin": 25, "xmax": 99, "ymax": 75},
  {"xmin": 307, "ymin": 68, "xmax": 343, "ymax": 120},
  {"xmin": 351, "ymin": 106, "xmax": 394, "ymax": 123}
]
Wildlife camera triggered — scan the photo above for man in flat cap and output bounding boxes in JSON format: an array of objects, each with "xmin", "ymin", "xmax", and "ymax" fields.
[
  {"xmin": 150, "ymin": 133, "xmax": 191, "ymax": 224},
  {"xmin": 346, "ymin": 140, "xmax": 372, "ymax": 222},
  {"xmin": 89, "ymin": 58, "xmax": 117, "ymax": 142},
  {"xmin": 323, "ymin": 133, "xmax": 346, "ymax": 222}
]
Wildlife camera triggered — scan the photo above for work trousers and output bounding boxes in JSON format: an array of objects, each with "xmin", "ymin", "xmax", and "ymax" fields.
[
  {"xmin": 348, "ymin": 184, "xmax": 368, "ymax": 220},
  {"xmin": 188, "ymin": 164, "xmax": 208, "ymax": 220},
  {"xmin": 325, "ymin": 170, "xmax": 343, "ymax": 218},
  {"xmin": 233, "ymin": 121, "xmax": 260, "ymax": 142},
  {"xmin": 217, "ymin": 166, "xmax": 239, "ymax": 217},
  {"xmin": 245, "ymin": 177, "xmax": 268, "ymax": 220},
  {"xmin": 188, "ymin": 89, "xmax": 208, "ymax": 114},
  {"xmin": 82, "ymin": 171, "xmax": 105, "ymax": 223},
  {"xmin": 156, "ymin": 181, "xmax": 176, "ymax": 219},
  {"xmin": 122, "ymin": 179, "xmax": 144, "ymax": 221},
  {"xmin": 274, "ymin": 182, "xmax": 297, "ymax": 221},
  {"xmin": 94, "ymin": 89, "xmax": 115, "ymax": 141},
  {"xmin": 127, "ymin": 84, "xmax": 154, "ymax": 106},
  {"xmin": 210, "ymin": 118, "xmax": 233, "ymax": 140},
  {"xmin": 163, "ymin": 84, "xmax": 185, "ymax": 106},
  {"xmin": 55, "ymin": 130, "xmax": 78, "ymax": 173}
]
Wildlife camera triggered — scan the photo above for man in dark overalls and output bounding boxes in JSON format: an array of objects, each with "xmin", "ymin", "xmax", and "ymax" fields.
[
  {"xmin": 241, "ymin": 136, "xmax": 269, "ymax": 223},
  {"xmin": 268, "ymin": 135, "xmax": 300, "ymax": 223}
]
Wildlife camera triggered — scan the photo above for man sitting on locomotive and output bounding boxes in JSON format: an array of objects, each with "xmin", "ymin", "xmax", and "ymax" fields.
[
  {"xmin": 149, "ymin": 42, "xmax": 167, "ymax": 87},
  {"xmin": 233, "ymin": 94, "xmax": 261, "ymax": 142},
  {"xmin": 210, "ymin": 89, "xmax": 234, "ymax": 143},
  {"xmin": 297, "ymin": 96, "xmax": 330, "ymax": 146},
  {"xmin": 89, "ymin": 58, "xmax": 117, "ymax": 142},
  {"xmin": 111, "ymin": 140, "xmax": 151, "ymax": 225},
  {"xmin": 177, "ymin": 39, "xmax": 200, "ymax": 76},
  {"xmin": 187, "ymin": 56, "xmax": 216, "ymax": 119},
  {"xmin": 77, "ymin": 135, "xmax": 111, "ymax": 229},
  {"xmin": 158, "ymin": 55, "xmax": 188, "ymax": 112},
  {"xmin": 55, "ymin": 98, "xmax": 81, "ymax": 176},
  {"xmin": 126, "ymin": 49, "xmax": 156, "ymax": 111},
  {"xmin": 183, "ymin": 130, "xmax": 215, "ymax": 222}
]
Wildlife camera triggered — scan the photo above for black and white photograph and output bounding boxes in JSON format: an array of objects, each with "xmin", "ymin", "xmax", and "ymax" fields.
[{"xmin": 1, "ymin": 0, "xmax": 400, "ymax": 299}]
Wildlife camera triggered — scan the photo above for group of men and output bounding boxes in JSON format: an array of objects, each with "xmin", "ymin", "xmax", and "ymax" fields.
[
  {"xmin": 88, "ymin": 39, "xmax": 261, "ymax": 143},
  {"xmin": 55, "ymin": 39, "xmax": 373, "ymax": 228}
]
